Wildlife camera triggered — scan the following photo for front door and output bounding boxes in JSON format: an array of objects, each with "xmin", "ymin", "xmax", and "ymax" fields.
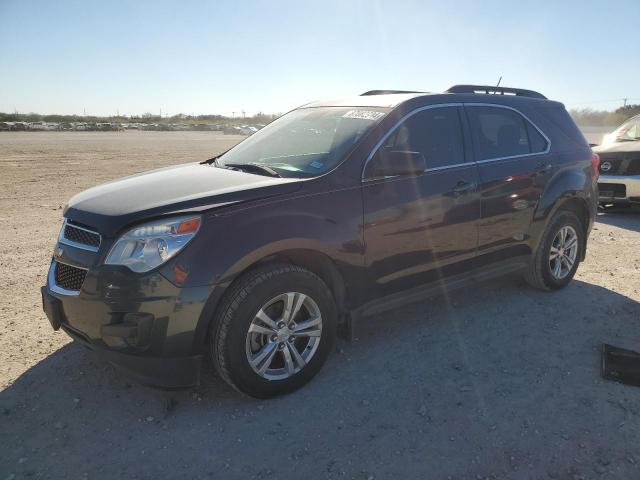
[{"xmin": 362, "ymin": 105, "xmax": 481, "ymax": 299}]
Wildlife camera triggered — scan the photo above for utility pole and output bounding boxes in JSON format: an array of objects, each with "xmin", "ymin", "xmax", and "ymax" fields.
[{"xmin": 623, "ymin": 98, "xmax": 628, "ymax": 108}]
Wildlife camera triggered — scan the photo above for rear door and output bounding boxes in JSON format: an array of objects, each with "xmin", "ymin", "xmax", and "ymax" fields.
[
  {"xmin": 362, "ymin": 105, "xmax": 481, "ymax": 298},
  {"xmin": 464, "ymin": 104, "xmax": 552, "ymax": 260}
]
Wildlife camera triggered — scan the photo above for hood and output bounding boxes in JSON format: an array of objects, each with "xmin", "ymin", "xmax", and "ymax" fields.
[
  {"xmin": 65, "ymin": 162, "xmax": 301, "ymax": 236},
  {"xmin": 593, "ymin": 140, "xmax": 640, "ymax": 154}
]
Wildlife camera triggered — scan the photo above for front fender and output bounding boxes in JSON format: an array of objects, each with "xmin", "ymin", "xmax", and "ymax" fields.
[
  {"xmin": 170, "ymin": 186, "xmax": 365, "ymax": 354},
  {"xmin": 166, "ymin": 186, "xmax": 364, "ymax": 287}
]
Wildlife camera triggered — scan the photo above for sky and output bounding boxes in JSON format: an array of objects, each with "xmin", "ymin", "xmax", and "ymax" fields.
[{"xmin": 1, "ymin": 0, "xmax": 639, "ymax": 117}]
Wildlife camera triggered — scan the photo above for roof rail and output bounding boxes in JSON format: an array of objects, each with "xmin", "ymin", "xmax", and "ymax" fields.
[
  {"xmin": 445, "ymin": 84, "xmax": 547, "ymax": 99},
  {"xmin": 360, "ymin": 90, "xmax": 424, "ymax": 96}
]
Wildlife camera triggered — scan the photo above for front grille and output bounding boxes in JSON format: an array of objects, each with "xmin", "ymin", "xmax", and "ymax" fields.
[
  {"xmin": 599, "ymin": 154, "xmax": 640, "ymax": 176},
  {"xmin": 54, "ymin": 262, "xmax": 87, "ymax": 291},
  {"xmin": 63, "ymin": 221, "xmax": 100, "ymax": 249},
  {"xmin": 599, "ymin": 157, "xmax": 624, "ymax": 175},
  {"xmin": 598, "ymin": 183, "xmax": 626, "ymax": 198},
  {"xmin": 627, "ymin": 158, "xmax": 640, "ymax": 175}
]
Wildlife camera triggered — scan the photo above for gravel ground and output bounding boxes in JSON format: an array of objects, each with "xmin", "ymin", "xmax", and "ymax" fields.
[{"xmin": 1, "ymin": 132, "xmax": 639, "ymax": 480}]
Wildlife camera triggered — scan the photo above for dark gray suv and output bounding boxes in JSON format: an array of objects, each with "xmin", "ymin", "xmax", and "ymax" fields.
[{"xmin": 42, "ymin": 85, "xmax": 599, "ymax": 397}]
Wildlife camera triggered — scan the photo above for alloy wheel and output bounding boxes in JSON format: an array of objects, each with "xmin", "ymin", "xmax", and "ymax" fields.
[
  {"xmin": 549, "ymin": 225, "xmax": 578, "ymax": 280},
  {"xmin": 245, "ymin": 292, "xmax": 322, "ymax": 381}
]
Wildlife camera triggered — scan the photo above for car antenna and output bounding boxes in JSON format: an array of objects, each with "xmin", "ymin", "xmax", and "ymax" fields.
[{"xmin": 496, "ymin": 76, "xmax": 502, "ymax": 87}]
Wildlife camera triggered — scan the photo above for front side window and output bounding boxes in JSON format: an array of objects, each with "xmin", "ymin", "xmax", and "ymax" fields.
[
  {"xmin": 466, "ymin": 106, "xmax": 547, "ymax": 160},
  {"xmin": 218, "ymin": 107, "xmax": 389, "ymax": 178},
  {"xmin": 367, "ymin": 106, "xmax": 465, "ymax": 176}
]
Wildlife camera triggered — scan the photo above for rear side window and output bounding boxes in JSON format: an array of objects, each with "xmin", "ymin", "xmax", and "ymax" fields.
[
  {"xmin": 527, "ymin": 123, "xmax": 547, "ymax": 152},
  {"xmin": 379, "ymin": 106, "xmax": 465, "ymax": 169},
  {"xmin": 466, "ymin": 106, "xmax": 548, "ymax": 160}
]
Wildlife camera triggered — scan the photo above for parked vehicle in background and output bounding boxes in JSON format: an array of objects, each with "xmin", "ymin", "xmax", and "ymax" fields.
[
  {"xmin": 601, "ymin": 114, "xmax": 640, "ymax": 146},
  {"xmin": 29, "ymin": 122, "xmax": 48, "ymax": 131},
  {"xmin": 0, "ymin": 120, "xmax": 265, "ymax": 133},
  {"xmin": 41, "ymin": 85, "xmax": 598, "ymax": 398},
  {"xmin": 594, "ymin": 114, "xmax": 640, "ymax": 206}
]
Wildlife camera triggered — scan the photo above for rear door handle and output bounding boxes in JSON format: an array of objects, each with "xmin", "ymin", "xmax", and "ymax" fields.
[
  {"xmin": 535, "ymin": 163, "xmax": 552, "ymax": 175},
  {"xmin": 452, "ymin": 180, "xmax": 477, "ymax": 196}
]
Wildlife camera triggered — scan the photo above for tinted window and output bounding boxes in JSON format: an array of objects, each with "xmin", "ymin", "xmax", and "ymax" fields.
[
  {"xmin": 377, "ymin": 107, "xmax": 465, "ymax": 170},
  {"xmin": 527, "ymin": 122, "xmax": 547, "ymax": 153},
  {"xmin": 467, "ymin": 106, "xmax": 534, "ymax": 160}
]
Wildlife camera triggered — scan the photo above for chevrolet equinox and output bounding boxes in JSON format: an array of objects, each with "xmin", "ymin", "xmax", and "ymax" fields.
[{"xmin": 42, "ymin": 85, "xmax": 599, "ymax": 398}]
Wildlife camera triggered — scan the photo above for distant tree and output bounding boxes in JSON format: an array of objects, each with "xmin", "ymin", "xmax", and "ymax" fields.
[
  {"xmin": 0, "ymin": 110, "xmax": 279, "ymax": 126},
  {"xmin": 24, "ymin": 112, "xmax": 43, "ymax": 122},
  {"xmin": 570, "ymin": 105, "xmax": 640, "ymax": 128},
  {"xmin": 615, "ymin": 104, "xmax": 640, "ymax": 119}
]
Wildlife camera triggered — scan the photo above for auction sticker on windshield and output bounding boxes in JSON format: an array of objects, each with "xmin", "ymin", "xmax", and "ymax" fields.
[{"xmin": 342, "ymin": 110, "xmax": 386, "ymax": 121}]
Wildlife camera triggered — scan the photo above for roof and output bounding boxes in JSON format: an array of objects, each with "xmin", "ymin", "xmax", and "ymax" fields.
[
  {"xmin": 302, "ymin": 92, "xmax": 429, "ymax": 109},
  {"xmin": 301, "ymin": 85, "xmax": 554, "ymax": 109}
]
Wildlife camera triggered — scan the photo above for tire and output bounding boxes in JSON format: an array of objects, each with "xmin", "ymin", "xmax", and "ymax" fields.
[
  {"xmin": 210, "ymin": 263, "xmax": 337, "ymax": 398},
  {"xmin": 524, "ymin": 210, "xmax": 583, "ymax": 291}
]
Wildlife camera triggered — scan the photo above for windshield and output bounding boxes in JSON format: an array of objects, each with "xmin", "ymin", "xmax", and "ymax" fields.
[
  {"xmin": 613, "ymin": 115, "xmax": 640, "ymax": 142},
  {"xmin": 217, "ymin": 107, "xmax": 389, "ymax": 177}
]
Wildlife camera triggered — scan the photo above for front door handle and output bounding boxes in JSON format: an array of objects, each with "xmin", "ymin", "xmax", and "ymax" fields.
[{"xmin": 452, "ymin": 180, "xmax": 477, "ymax": 196}]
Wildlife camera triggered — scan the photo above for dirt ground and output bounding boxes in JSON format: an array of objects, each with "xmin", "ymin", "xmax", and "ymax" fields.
[{"xmin": 1, "ymin": 131, "xmax": 639, "ymax": 480}]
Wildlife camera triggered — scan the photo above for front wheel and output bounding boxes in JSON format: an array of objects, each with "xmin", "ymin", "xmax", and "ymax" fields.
[
  {"xmin": 524, "ymin": 210, "xmax": 583, "ymax": 290},
  {"xmin": 210, "ymin": 264, "xmax": 337, "ymax": 398}
]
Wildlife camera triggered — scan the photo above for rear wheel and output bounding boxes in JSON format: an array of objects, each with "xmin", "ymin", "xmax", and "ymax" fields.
[
  {"xmin": 210, "ymin": 264, "xmax": 337, "ymax": 398},
  {"xmin": 525, "ymin": 210, "xmax": 583, "ymax": 290}
]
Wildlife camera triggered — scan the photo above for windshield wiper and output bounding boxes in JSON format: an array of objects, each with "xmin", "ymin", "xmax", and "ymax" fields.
[
  {"xmin": 223, "ymin": 163, "xmax": 282, "ymax": 178},
  {"xmin": 201, "ymin": 154, "xmax": 221, "ymax": 166},
  {"xmin": 202, "ymin": 148, "xmax": 232, "ymax": 166}
]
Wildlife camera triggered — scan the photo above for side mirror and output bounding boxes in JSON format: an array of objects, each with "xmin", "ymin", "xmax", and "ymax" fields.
[{"xmin": 368, "ymin": 148, "xmax": 427, "ymax": 178}]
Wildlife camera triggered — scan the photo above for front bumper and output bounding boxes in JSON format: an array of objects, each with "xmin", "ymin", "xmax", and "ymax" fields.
[
  {"xmin": 598, "ymin": 174, "xmax": 640, "ymax": 203},
  {"xmin": 42, "ymin": 259, "xmax": 214, "ymax": 389}
]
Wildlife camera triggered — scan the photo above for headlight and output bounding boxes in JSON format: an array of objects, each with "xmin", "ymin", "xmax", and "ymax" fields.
[{"xmin": 105, "ymin": 215, "xmax": 201, "ymax": 273}]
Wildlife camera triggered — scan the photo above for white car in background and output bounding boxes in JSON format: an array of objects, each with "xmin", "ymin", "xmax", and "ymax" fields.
[
  {"xmin": 594, "ymin": 114, "xmax": 640, "ymax": 206},
  {"xmin": 601, "ymin": 114, "xmax": 640, "ymax": 146}
]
